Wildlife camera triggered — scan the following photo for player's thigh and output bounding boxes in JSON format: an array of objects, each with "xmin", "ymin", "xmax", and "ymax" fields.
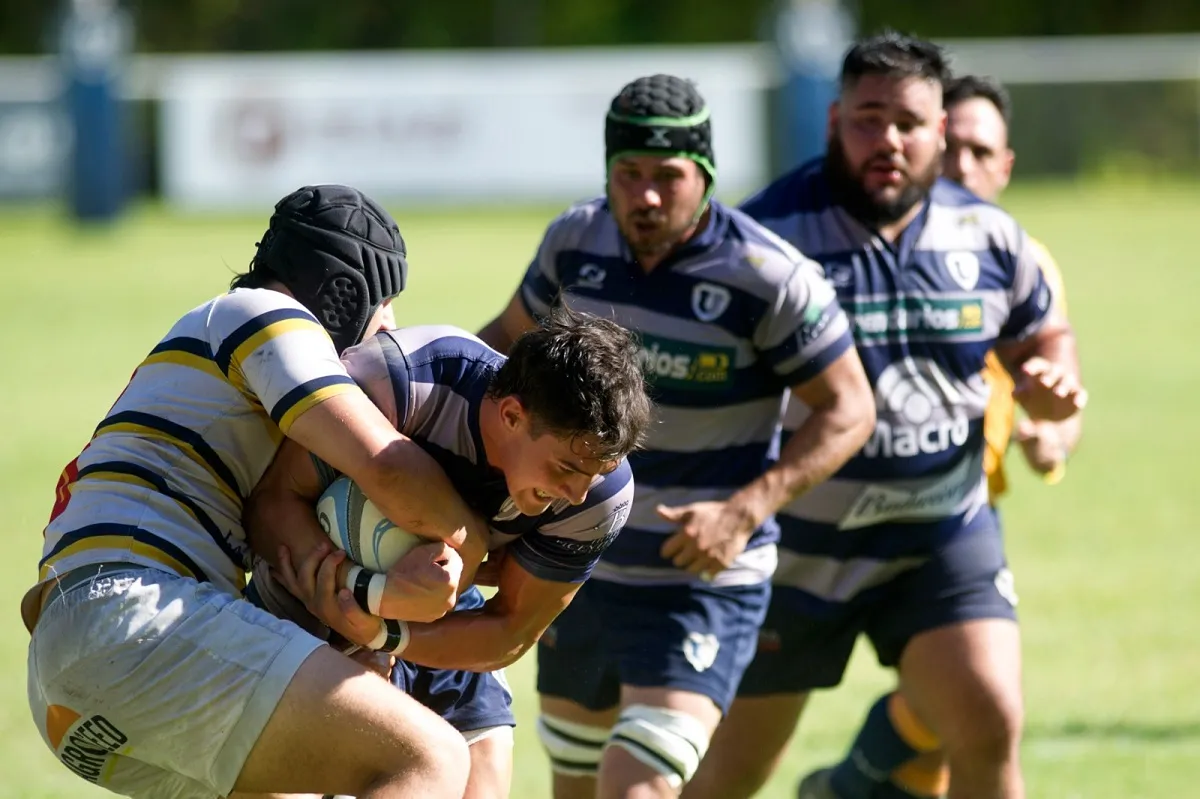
[
  {"xmin": 734, "ymin": 584, "xmax": 862, "ymax": 699},
  {"xmin": 234, "ymin": 644, "xmax": 468, "ymax": 795},
  {"xmin": 867, "ymin": 524, "xmax": 1023, "ymax": 745},
  {"xmin": 463, "ymin": 726, "xmax": 515, "ymax": 799},
  {"xmin": 897, "ymin": 618, "xmax": 1023, "ymax": 750},
  {"xmin": 27, "ymin": 568, "xmax": 339, "ymax": 799},
  {"xmin": 601, "ymin": 580, "xmax": 771, "ymax": 716}
]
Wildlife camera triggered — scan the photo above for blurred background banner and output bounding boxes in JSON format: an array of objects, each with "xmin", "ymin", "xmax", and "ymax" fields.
[
  {"xmin": 155, "ymin": 47, "xmax": 771, "ymax": 208},
  {"xmin": 2, "ymin": 6, "xmax": 1200, "ymax": 212}
]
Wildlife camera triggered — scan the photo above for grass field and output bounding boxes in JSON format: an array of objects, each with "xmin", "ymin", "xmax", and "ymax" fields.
[{"xmin": 2, "ymin": 180, "xmax": 1198, "ymax": 798}]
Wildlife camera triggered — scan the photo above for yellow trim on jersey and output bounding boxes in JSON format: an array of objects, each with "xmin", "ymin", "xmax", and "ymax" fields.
[
  {"xmin": 230, "ymin": 318, "xmax": 328, "ymax": 375},
  {"xmin": 140, "ymin": 349, "xmax": 225, "ymax": 382},
  {"xmin": 39, "ymin": 536, "xmax": 198, "ymax": 582},
  {"xmin": 276, "ymin": 381, "xmax": 359, "ymax": 434},
  {"xmin": 90, "ymin": 423, "xmax": 242, "ymax": 508}
]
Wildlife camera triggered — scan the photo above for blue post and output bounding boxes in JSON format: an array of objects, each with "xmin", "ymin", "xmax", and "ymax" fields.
[
  {"xmin": 770, "ymin": 0, "xmax": 855, "ymax": 172},
  {"xmin": 59, "ymin": 0, "xmax": 131, "ymax": 223}
]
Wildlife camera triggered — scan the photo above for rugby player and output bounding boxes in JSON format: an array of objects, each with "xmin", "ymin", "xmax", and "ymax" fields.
[
  {"xmin": 792, "ymin": 73, "xmax": 1088, "ymax": 799},
  {"xmin": 478, "ymin": 74, "xmax": 876, "ymax": 799},
  {"xmin": 682, "ymin": 33, "xmax": 1086, "ymax": 799},
  {"xmin": 244, "ymin": 307, "xmax": 650, "ymax": 799},
  {"xmin": 943, "ymin": 73, "xmax": 1081, "ymax": 500},
  {"xmin": 24, "ymin": 185, "xmax": 496, "ymax": 799}
]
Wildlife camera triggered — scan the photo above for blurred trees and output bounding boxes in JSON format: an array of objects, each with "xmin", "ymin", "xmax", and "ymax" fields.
[{"xmin": 3, "ymin": 0, "xmax": 1200, "ymax": 54}]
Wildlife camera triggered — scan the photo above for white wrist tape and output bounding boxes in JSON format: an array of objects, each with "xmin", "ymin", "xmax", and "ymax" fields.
[
  {"xmin": 344, "ymin": 565, "xmax": 387, "ymax": 616},
  {"xmin": 367, "ymin": 618, "xmax": 411, "ymax": 655}
]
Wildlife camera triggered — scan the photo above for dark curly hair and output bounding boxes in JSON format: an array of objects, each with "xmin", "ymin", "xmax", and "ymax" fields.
[{"xmin": 488, "ymin": 305, "xmax": 651, "ymax": 462}]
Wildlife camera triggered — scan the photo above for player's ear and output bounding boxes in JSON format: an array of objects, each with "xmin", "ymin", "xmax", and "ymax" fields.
[{"xmin": 497, "ymin": 395, "xmax": 528, "ymax": 434}]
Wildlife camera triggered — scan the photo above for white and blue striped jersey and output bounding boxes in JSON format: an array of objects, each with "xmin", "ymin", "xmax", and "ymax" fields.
[
  {"xmin": 37, "ymin": 288, "xmax": 360, "ymax": 597},
  {"xmin": 339, "ymin": 325, "xmax": 635, "ymax": 583},
  {"xmin": 518, "ymin": 198, "xmax": 855, "ymax": 587},
  {"xmin": 740, "ymin": 159, "xmax": 1054, "ymax": 612}
]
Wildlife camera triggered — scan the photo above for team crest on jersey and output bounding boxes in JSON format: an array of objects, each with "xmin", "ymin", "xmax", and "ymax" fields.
[
  {"xmin": 691, "ymin": 282, "xmax": 731, "ymax": 322},
  {"xmin": 683, "ymin": 632, "xmax": 720, "ymax": 672},
  {"xmin": 945, "ymin": 251, "xmax": 981, "ymax": 290},
  {"xmin": 576, "ymin": 264, "xmax": 607, "ymax": 289}
]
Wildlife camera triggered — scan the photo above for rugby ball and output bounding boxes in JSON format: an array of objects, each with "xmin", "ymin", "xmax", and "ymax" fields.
[{"xmin": 316, "ymin": 475, "xmax": 424, "ymax": 571}]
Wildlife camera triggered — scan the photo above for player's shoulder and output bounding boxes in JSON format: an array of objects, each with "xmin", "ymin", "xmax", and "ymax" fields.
[
  {"xmin": 210, "ymin": 287, "xmax": 315, "ymax": 322},
  {"xmin": 1027, "ymin": 236, "xmax": 1061, "ymax": 275},
  {"xmin": 739, "ymin": 157, "xmax": 828, "ymax": 226},
  {"xmin": 706, "ymin": 201, "xmax": 822, "ymax": 298},
  {"xmin": 388, "ymin": 324, "xmax": 500, "ymax": 362},
  {"xmin": 927, "ymin": 178, "xmax": 1025, "ymax": 254},
  {"xmin": 541, "ymin": 196, "xmax": 612, "ymax": 246},
  {"xmin": 199, "ymin": 288, "xmax": 322, "ymax": 350}
]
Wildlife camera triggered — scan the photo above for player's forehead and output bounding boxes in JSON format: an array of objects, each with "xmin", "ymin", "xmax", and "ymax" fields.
[
  {"xmin": 541, "ymin": 431, "xmax": 621, "ymax": 475},
  {"xmin": 612, "ymin": 153, "xmax": 696, "ymax": 174},
  {"xmin": 946, "ymin": 97, "xmax": 1008, "ymax": 149},
  {"xmin": 843, "ymin": 73, "xmax": 942, "ymax": 116}
]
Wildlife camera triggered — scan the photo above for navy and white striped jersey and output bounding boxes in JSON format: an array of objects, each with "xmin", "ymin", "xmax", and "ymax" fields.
[
  {"xmin": 518, "ymin": 198, "xmax": 855, "ymax": 587},
  {"xmin": 340, "ymin": 325, "xmax": 635, "ymax": 584},
  {"xmin": 741, "ymin": 158, "xmax": 1054, "ymax": 612}
]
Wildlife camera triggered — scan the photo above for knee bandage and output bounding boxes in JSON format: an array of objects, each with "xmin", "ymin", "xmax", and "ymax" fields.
[
  {"xmin": 536, "ymin": 714, "xmax": 610, "ymax": 777},
  {"xmin": 606, "ymin": 705, "xmax": 711, "ymax": 789}
]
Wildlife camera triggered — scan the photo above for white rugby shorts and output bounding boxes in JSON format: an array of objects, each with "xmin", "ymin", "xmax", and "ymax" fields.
[{"xmin": 27, "ymin": 567, "xmax": 324, "ymax": 799}]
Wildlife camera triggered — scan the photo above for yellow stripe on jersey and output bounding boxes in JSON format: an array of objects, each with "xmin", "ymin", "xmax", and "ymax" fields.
[
  {"xmin": 71, "ymin": 461, "xmax": 249, "ymax": 573},
  {"xmin": 231, "ymin": 318, "xmax": 328, "ymax": 376},
  {"xmin": 984, "ymin": 236, "xmax": 1068, "ymax": 503},
  {"xmin": 40, "ymin": 535, "xmax": 199, "ymax": 582},
  {"xmin": 213, "ymin": 309, "xmax": 333, "ymax": 410},
  {"xmin": 141, "ymin": 347, "xmax": 225, "ymax": 383},
  {"xmin": 92, "ymin": 414, "xmax": 243, "ymax": 507},
  {"xmin": 273, "ymin": 378, "xmax": 360, "ymax": 434},
  {"xmin": 91, "ymin": 422, "xmax": 242, "ymax": 508}
]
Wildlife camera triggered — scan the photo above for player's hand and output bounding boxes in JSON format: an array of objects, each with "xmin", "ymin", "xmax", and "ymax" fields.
[
  {"xmin": 657, "ymin": 501, "xmax": 755, "ymax": 581},
  {"xmin": 275, "ymin": 543, "xmax": 381, "ymax": 648},
  {"xmin": 1013, "ymin": 356, "xmax": 1087, "ymax": 422},
  {"xmin": 1014, "ymin": 418, "xmax": 1067, "ymax": 475},
  {"xmin": 380, "ymin": 541, "xmax": 462, "ymax": 622}
]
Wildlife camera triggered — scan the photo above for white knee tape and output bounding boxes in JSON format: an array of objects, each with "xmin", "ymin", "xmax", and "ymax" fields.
[
  {"xmin": 606, "ymin": 705, "xmax": 711, "ymax": 789},
  {"xmin": 536, "ymin": 714, "xmax": 610, "ymax": 777}
]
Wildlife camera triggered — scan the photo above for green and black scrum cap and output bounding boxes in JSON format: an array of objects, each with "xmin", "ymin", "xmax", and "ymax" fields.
[{"xmin": 605, "ymin": 74, "xmax": 716, "ymax": 192}]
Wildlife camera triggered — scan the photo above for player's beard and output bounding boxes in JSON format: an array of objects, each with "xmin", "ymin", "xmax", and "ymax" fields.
[
  {"xmin": 825, "ymin": 134, "xmax": 939, "ymax": 228},
  {"xmin": 619, "ymin": 206, "xmax": 697, "ymax": 259}
]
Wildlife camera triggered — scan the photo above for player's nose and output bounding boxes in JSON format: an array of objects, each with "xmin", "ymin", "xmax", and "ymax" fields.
[{"xmin": 560, "ymin": 478, "xmax": 591, "ymax": 506}]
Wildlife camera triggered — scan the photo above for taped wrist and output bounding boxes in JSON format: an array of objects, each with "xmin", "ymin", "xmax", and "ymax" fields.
[
  {"xmin": 344, "ymin": 565, "xmax": 386, "ymax": 616},
  {"xmin": 367, "ymin": 618, "xmax": 410, "ymax": 655}
]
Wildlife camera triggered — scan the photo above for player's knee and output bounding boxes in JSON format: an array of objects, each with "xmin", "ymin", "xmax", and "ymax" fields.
[
  {"xmin": 605, "ymin": 704, "xmax": 712, "ymax": 791},
  {"xmin": 943, "ymin": 687, "xmax": 1024, "ymax": 765},
  {"xmin": 375, "ymin": 713, "xmax": 471, "ymax": 794},
  {"xmin": 537, "ymin": 713, "xmax": 610, "ymax": 780}
]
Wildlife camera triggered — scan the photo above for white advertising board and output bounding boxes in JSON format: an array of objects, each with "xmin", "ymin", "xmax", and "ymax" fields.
[{"xmin": 158, "ymin": 47, "xmax": 771, "ymax": 209}]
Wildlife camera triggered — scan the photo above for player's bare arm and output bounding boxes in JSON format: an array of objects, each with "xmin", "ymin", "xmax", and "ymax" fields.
[
  {"xmin": 478, "ymin": 291, "xmax": 539, "ymax": 354},
  {"xmin": 285, "ymin": 389, "xmax": 491, "ymax": 568},
  {"xmin": 288, "ymin": 544, "xmax": 582, "ymax": 671},
  {"xmin": 245, "ymin": 436, "xmax": 467, "ymax": 623},
  {"xmin": 994, "ymin": 312, "xmax": 1086, "ymax": 423},
  {"xmin": 659, "ymin": 347, "xmax": 876, "ymax": 578},
  {"xmin": 399, "ymin": 552, "xmax": 581, "ymax": 671}
]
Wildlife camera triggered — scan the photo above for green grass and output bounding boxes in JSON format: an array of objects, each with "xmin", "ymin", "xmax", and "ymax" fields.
[{"xmin": 2, "ymin": 180, "xmax": 1196, "ymax": 798}]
